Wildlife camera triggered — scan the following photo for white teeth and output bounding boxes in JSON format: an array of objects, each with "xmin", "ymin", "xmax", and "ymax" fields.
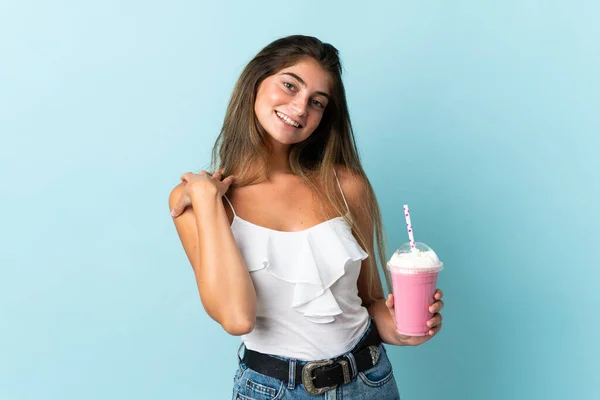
[{"xmin": 276, "ymin": 111, "xmax": 300, "ymax": 128}]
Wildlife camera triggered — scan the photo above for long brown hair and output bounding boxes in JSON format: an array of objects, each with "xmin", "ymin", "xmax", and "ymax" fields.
[{"xmin": 210, "ymin": 35, "xmax": 391, "ymax": 302}]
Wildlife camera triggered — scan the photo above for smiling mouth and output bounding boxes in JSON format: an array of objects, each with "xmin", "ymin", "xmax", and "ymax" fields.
[{"xmin": 275, "ymin": 111, "xmax": 303, "ymax": 128}]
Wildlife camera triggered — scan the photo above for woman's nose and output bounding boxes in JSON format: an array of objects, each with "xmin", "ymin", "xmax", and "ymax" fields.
[{"xmin": 290, "ymin": 98, "xmax": 308, "ymax": 117}]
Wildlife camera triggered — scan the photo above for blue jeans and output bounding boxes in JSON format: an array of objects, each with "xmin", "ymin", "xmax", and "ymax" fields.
[{"xmin": 231, "ymin": 324, "xmax": 400, "ymax": 399}]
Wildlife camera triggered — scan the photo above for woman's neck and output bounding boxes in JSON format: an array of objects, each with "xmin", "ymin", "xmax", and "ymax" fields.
[{"xmin": 267, "ymin": 141, "xmax": 293, "ymax": 176}]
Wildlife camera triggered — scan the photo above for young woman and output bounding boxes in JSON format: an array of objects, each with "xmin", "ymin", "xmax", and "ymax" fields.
[{"xmin": 169, "ymin": 35, "xmax": 444, "ymax": 399}]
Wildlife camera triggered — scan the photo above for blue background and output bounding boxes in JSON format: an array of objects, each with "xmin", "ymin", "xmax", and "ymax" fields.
[{"xmin": 1, "ymin": 1, "xmax": 598, "ymax": 399}]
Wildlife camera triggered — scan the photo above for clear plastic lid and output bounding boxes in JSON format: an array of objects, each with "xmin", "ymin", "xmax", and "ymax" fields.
[{"xmin": 386, "ymin": 242, "xmax": 443, "ymax": 274}]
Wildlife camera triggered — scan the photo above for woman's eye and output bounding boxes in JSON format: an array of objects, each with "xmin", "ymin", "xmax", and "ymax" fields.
[
  {"xmin": 283, "ymin": 82, "xmax": 295, "ymax": 91},
  {"xmin": 312, "ymin": 99, "xmax": 324, "ymax": 109}
]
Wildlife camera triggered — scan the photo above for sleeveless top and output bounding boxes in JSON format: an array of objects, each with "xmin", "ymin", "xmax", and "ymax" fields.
[{"xmin": 223, "ymin": 169, "xmax": 370, "ymax": 361}]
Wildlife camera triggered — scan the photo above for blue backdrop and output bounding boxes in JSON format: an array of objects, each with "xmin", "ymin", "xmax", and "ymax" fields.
[{"xmin": 1, "ymin": 1, "xmax": 598, "ymax": 399}]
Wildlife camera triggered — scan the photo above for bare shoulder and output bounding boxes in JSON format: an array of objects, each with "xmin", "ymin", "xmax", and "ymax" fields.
[
  {"xmin": 335, "ymin": 165, "xmax": 369, "ymax": 211},
  {"xmin": 168, "ymin": 180, "xmax": 234, "ymax": 223}
]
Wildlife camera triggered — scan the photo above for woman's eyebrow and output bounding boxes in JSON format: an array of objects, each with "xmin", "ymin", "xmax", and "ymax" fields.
[{"xmin": 280, "ymin": 72, "xmax": 331, "ymax": 100}]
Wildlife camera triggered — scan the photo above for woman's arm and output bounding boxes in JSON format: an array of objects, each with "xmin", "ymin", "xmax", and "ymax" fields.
[
  {"xmin": 338, "ymin": 168, "xmax": 443, "ymax": 346},
  {"xmin": 169, "ymin": 177, "xmax": 257, "ymax": 336},
  {"xmin": 335, "ymin": 168, "xmax": 401, "ymax": 345}
]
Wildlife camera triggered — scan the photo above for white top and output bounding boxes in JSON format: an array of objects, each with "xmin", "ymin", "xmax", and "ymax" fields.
[{"xmin": 223, "ymin": 170, "xmax": 370, "ymax": 361}]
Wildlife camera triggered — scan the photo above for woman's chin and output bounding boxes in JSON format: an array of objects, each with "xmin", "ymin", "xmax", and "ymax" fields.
[{"xmin": 266, "ymin": 130, "xmax": 306, "ymax": 146}]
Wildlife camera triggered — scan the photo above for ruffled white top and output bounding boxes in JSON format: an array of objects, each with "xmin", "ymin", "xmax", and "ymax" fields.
[{"xmin": 224, "ymin": 171, "xmax": 371, "ymax": 361}]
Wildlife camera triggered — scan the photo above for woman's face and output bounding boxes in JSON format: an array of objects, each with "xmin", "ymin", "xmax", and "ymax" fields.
[{"xmin": 254, "ymin": 57, "xmax": 332, "ymax": 147}]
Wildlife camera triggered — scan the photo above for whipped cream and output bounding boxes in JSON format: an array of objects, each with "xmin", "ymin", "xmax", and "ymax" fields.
[{"xmin": 387, "ymin": 242, "xmax": 443, "ymax": 273}]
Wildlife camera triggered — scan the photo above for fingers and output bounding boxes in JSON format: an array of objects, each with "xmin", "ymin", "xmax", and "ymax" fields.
[
  {"xmin": 212, "ymin": 170, "xmax": 223, "ymax": 180},
  {"xmin": 428, "ymin": 322, "xmax": 442, "ymax": 336},
  {"xmin": 429, "ymin": 289, "xmax": 444, "ymax": 313},
  {"xmin": 385, "ymin": 294, "xmax": 394, "ymax": 309},
  {"xmin": 429, "ymin": 300, "xmax": 444, "ymax": 313},
  {"xmin": 180, "ymin": 172, "xmax": 192, "ymax": 182},
  {"xmin": 427, "ymin": 313, "xmax": 443, "ymax": 328},
  {"xmin": 171, "ymin": 201, "xmax": 185, "ymax": 217},
  {"xmin": 385, "ymin": 294, "xmax": 396, "ymax": 320},
  {"xmin": 182, "ymin": 170, "xmax": 213, "ymax": 183},
  {"xmin": 222, "ymin": 175, "xmax": 235, "ymax": 186}
]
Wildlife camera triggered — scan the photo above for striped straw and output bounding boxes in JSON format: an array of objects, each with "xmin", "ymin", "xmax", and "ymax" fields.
[{"xmin": 403, "ymin": 204, "xmax": 416, "ymax": 252}]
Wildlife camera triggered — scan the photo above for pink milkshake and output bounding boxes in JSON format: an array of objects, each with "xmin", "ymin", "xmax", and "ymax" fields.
[
  {"xmin": 387, "ymin": 205, "xmax": 443, "ymax": 336},
  {"xmin": 387, "ymin": 242, "xmax": 443, "ymax": 336}
]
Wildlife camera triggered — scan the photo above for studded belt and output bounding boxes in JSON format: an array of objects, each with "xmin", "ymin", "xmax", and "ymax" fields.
[{"xmin": 241, "ymin": 324, "xmax": 383, "ymax": 396}]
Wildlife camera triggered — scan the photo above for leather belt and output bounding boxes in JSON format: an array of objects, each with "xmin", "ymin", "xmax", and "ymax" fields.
[{"xmin": 241, "ymin": 324, "xmax": 382, "ymax": 396}]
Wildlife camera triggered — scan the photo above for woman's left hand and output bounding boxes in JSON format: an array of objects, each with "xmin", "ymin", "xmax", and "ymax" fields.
[{"xmin": 385, "ymin": 289, "xmax": 444, "ymax": 346}]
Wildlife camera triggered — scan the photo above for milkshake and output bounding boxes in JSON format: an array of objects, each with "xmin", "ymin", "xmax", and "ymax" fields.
[{"xmin": 387, "ymin": 205, "xmax": 443, "ymax": 336}]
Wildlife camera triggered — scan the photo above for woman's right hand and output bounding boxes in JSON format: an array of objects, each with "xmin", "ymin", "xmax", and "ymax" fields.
[{"xmin": 170, "ymin": 170, "xmax": 235, "ymax": 218}]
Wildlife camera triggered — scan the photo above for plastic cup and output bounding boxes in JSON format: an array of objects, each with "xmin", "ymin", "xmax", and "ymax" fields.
[{"xmin": 386, "ymin": 242, "xmax": 443, "ymax": 336}]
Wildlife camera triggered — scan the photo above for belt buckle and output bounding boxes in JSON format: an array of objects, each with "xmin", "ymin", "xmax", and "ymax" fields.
[
  {"xmin": 301, "ymin": 359, "xmax": 352, "ymax": 396},
  {"xmin": 302, "ymin": 360, "xmax": 335, "ymax": 396}
]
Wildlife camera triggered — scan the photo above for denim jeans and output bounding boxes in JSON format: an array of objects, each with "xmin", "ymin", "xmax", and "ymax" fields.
[{"xmin": 231, "ymin": 323, "xmax": 400, "ymax": 399}]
